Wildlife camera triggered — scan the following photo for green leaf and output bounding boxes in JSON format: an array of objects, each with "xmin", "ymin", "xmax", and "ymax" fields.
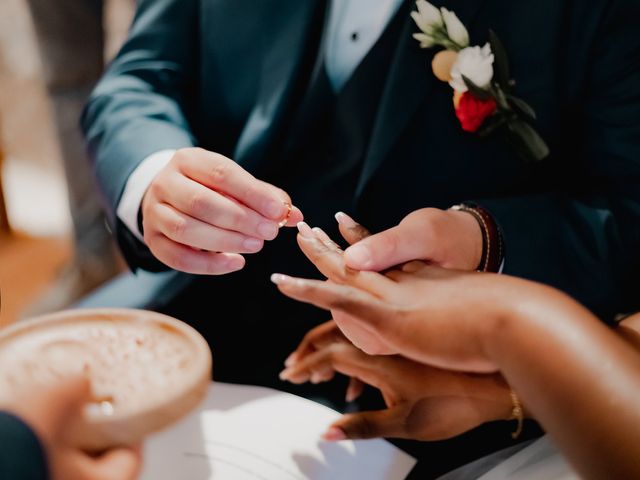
[
  {"xmin": 462, "ymin": 75, "xmax": 492, "ymax": 101},
  {"xmin": 507, "ymin": 120, "xmax": 550, "ymax": 162},
  {"xmin": 489, "ymin": 30, "xmax": 511, "ymax": 91},
  {"xmin": 508, "ymin": 95, "xmax": 537, "ymax": 121},
  {"xmin": 492, "ymin": 86, "xmax": 511, "ymax": 111},
  {"xmin": 477, "ymin": 114, "xmax": 508, "ymax": 138}
]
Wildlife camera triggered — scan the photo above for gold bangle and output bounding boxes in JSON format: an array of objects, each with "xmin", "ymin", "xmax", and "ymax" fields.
[{"xmin": 508, "ymin": 388, "xmax": 524, "ymax": 439}]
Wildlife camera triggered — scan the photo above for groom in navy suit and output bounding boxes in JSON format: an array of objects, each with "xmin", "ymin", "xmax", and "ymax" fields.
[{"xmin": 83, "ymin": 0, "xmax": 640, "ymax": 476}]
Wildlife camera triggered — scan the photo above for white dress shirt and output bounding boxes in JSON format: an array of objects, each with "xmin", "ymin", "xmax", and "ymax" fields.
[{"xmin": 117, "ymin": 0, "xmax": 404, "ymax": 241}]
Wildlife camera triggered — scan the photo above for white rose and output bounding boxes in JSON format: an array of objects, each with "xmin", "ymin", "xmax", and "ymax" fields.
[
  {"xmin": 411, "ymin": 0, "xmax": 443, "ymax": 34},
  {"xmin": 440, "ymin": 7, "xmax": 469, "ymax": 48},
  {"xmin": 449, "ymin": 43, "xmax": 495, "ymax": 92}
]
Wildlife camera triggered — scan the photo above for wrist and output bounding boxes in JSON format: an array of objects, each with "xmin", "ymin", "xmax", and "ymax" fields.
[
  {"xmin": 448, "ymin": 209, "xmax": 484, "ymax": 271},
  {"xmin": 450, "ymin": 203, "xmax": 504, "ymax": 272}
]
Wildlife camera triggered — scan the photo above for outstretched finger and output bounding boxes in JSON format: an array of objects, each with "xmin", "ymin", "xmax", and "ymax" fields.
[
  {"xmin": 295, "ymin": 227, "xmax": 394, "ymax": 294},
  {"xmin": 271, "ymin": 275, "xmax": 393, "ymax": 333},
  {"xmin": 323, "ymin": 405, "xmax": 409, "ymax": 441}
]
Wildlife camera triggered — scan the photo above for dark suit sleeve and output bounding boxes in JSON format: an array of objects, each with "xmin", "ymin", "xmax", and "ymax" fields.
[
  {"xmin": 475, "ymin": 0, "xmax": 640, "ymax": 320},
  {"xmin": 0, "ymin": 412, "xmax": 48, "ymax": 480},
  {"xmin": 81, "ymin": 0, "xmax": 199, "ymax": 270}
]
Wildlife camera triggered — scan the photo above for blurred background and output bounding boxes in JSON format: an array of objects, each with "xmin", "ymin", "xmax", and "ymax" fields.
[{"xmin": 0, "ymin": 0, "xmax": 134, "ymax": 325}]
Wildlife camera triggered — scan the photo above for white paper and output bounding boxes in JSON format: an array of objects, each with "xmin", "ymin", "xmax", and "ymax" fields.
[{"xmin": 141, "ymin": 382, "xmax": 416, "ymax": 480}]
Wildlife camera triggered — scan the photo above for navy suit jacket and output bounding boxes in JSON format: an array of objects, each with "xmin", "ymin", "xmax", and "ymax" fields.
[
  {"xmin": 0, "ymin": 412, "xmax": 48, "ymax": 480},
  {"xmin": 82, "ymin": 0, "xmax": 640, "ymax": 320}
]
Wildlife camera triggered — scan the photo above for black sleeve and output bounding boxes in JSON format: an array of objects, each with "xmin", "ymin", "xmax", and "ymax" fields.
[
  {"xmin": 475, "ymin": 0, "xmax": 640, "ymax": 321},
  {"xmin": 0, "ymin": 412, "xmax": 48, "ymax": 480},
  {"xmin": 81, "ymin": 0, "xmax": 198, "ymax": 271}
]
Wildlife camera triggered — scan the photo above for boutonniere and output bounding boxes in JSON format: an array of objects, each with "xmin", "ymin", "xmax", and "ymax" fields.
[{"xmin": 411, "ymin": 1, "xmax": 549, "ymax": 162}]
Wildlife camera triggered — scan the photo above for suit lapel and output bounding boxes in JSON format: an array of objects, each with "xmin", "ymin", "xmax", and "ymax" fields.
[
  {"xmin": 356, "ymin": 0, "xmax": 489, "ymax": 196},
  {"xmin": 234, "ymin": 0, "xmax": 324, "ymax": 171}
]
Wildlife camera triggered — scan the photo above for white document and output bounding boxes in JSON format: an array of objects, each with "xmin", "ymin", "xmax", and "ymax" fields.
[{"xmin": 141, "ymin": 382, "xmax": 416, "ymax": 480}]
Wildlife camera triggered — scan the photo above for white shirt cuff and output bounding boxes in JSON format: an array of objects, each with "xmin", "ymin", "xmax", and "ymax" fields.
[{"xmin": 116, "ymin": 149, "xmax": 176, "ymax": 243}]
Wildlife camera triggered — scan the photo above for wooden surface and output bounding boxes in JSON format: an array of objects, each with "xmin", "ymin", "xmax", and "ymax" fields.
[{"xmin": 0, "ymin": 232, "xmax": 71, "ymax": 326}]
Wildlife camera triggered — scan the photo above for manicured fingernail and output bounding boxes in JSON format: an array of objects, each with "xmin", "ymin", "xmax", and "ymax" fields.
[
  {"xmin": 243, "ymin": 238, "xmax": 263, "ymax": 252},
  {"xmin": 297, "ymin": 221, "xmax": 314, "ymax": 238},
  {"xmin": 265, "ymin": 199, "xmax": 285, "ymax": 219},
  {"xmin": 323, "ymin": 427, "xmax": 347, "ymax": 442},
  {"xmin": 310, "ymin": 372, "xmax": 323, "ymax": 384},
  {"xmin": 335, "ymin": 211, "xmax": 357, "ymax": 228},
  {"xmin": 258, "ymin": 221, "xmax": 278, "ymax": 240},
  {"xmin": 270, "ymin": 273, "xmax": 292, "ymax": 285},
  {"xmin": 284, "ymin": 353, "xmax": 297, "ymax": 367},
  {"xmin": 279, "ymin": 369, "xmax": 291, "ymax": 381},
  {"xmin": 311, "ymin": 227, "xmax": 329, "ymax": 242},
  {"xmin": 345, "ymin": 244, "xmax": 372, "ymax": 269}
]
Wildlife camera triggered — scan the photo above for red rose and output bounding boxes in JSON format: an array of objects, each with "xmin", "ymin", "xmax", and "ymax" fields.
[{"xmin": 454, "ymin": 91, "xmax": 497, "ymax": 133}]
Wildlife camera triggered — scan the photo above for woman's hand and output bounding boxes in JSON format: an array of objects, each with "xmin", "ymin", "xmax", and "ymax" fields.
[
  {"xmin": 292, "ymin": 220, "xmax": 397, "ymax": 361},
  {"xmin": 272, "ymin": 223, "xmax": 541, "ymax": 372},
  {"xmin": 4, "ymin": 377, "xmax": 142, "ymax": 480},
  {"xmin": 280, "ymin": 342, "xmax": 512, "ymax": 441}
]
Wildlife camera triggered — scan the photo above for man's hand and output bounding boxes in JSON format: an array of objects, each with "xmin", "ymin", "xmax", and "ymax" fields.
[
  {"xmin": 5, "ymin": 377, "xmax": 142, "ymax": 480},
  {"xmin": 141, "ymin": 147, "xmax": 303, "ymax": 274},
  {"xmin": 342, "ymin": 208, "xmax": 483, "ymax": 272},
  {"xmin": 280, "ymin": 342, "xmax": 511, "ymax": 441}
]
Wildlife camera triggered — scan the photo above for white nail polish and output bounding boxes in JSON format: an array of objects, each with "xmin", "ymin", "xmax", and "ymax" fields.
[
  {"xmin": 335, "ymin": 211, "xmax": 357, "ymax": 228},
  {"xmin": 297, "ymin": 221, "xmax": 314, "ymax": 238},
  {"xmin": 270, "ymin": 273, "xmax": 290, "ymax": 285}
]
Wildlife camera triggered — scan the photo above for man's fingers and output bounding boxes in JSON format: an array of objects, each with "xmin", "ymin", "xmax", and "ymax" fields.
[
  {"xmin": 149, "ymin": 234, "xmax": 245, "ymax": 274},
  {"xmin": 177, "ymin": 148, "xmax": 296, "ymax": 224},
  {"xmin": 284, "ymin": 206, "xmax": 304, "ymax": 227},
  {"xmin": 334, "ymin": 212, "xmax": 371, "ymax": 245},
  {"xmin": 296, "ymin": 227, "xmax": 394, "ymax": 294},
  {"xmin": 324, "ymin": 406, "xmax": 408, "ymax": 441},
  {"xmin": 153, "ymin": 203, "xmax": 264, "ymax": 254},
  {"xmin": 155, "ymin": 172, "xmax": 280, "ymax": 241}
]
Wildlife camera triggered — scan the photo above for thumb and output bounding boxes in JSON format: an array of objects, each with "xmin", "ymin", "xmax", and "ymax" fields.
[
  {"xmin": 76, "ymin": 446, "xmax": 143, "ymax": 480},
  {"xmin": 323, "ymin": 406, "xmax": 408, "ymax": 441},
  {"xmin": 19, "ymin": 376, "xmax": 92, "ymax": 439},
  {"xmin": 45, "ymin": 376, "xmax": 92, "ymax": 422},
  {"xmin": 344, "ymin": 224, "xmax": 431, "ymax": 271}
]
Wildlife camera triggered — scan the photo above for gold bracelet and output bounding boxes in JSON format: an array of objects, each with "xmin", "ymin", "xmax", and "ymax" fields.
[{"xmin": 508, "ymin": 388, "xmax": 524, "ymax": 439}]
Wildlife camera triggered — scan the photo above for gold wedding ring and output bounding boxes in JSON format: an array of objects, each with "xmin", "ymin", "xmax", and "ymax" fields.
[{"xmin": 278, "ymin": 202, "xmax": 293, "ymax": 228}]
